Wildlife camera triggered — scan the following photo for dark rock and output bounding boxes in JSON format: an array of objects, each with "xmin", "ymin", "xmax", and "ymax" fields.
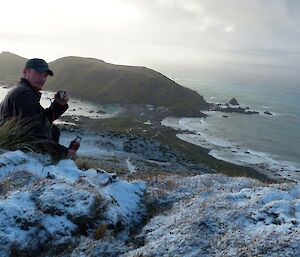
[
  {"xmin": 222, "ymin": 115, "xmax": 228, "ymax": 118},
  {"xmin": 46, "ymin": 172, "xmax": 56, "ymax": 179},
  {"xmin": 229, "ymin": 98, "xmax": 239, "ymax": 106},
  {"xmin": 245, "ymin": 110, "xmax": 259, "ymax": 114},
  {"xmin": 264, "ymin": 111, "xmax": 273, "ymax": 116},
  {"xmin": 209, "ymin": 102, "xmax": 260, "ymax": 115}
]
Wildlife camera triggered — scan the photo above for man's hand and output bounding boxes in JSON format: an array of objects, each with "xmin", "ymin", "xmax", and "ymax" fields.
[
  {"xmin": 68, "ymin": 148, "xmax": 77, "ymax": 159},
  {"xmin": 55, "ymin": 91, "xmax": 69, "ymax": 106}
]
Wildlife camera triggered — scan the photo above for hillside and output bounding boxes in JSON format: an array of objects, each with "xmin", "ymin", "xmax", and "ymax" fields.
[
  {"xmin": 0, "ymin": 52, "xmax": 210, "ymax": 113},
  {"xmin": 0, "ymin": 52, "xmax": 27, "ymax": 83},
  {"xmin": 48, "ymin": 56, "xmax": 209, "ymax": 110}
]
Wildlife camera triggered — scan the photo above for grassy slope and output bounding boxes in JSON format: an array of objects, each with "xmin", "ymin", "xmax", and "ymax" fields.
[
  {"xmin": 0, "ymin": 52, "xmax": 27, "ymax": 83},
  {"xmin": 0, "ymin": 53, "xmax": 209, "ymax": 112},
  {"xmin": 47, "ymin": 56, "xmax": 209, "ymax": 110}
]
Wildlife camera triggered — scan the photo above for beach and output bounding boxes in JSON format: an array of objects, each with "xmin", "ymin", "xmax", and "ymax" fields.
[{"xmin": 161, "ymin": 114, "xmax": 300, "ymax": 183}]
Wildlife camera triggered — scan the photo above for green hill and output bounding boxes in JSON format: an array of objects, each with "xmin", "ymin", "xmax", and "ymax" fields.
[
  {"xmin": 0, "ymin": 52, "xmax": 210, "ymax": 113},
  {"xmin": 48, "ymin": 56, "xmax": 209, "ymax": 110}
]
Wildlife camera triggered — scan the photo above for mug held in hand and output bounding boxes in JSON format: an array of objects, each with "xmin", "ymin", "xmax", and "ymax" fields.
[{"xmin": 57, "ymin": 90, "xmax": 66, "ymax": 100}]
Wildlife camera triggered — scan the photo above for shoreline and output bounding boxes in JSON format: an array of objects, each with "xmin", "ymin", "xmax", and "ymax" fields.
[
  {"xmin": 59, "ymin": 105, "xmax": 285, "ymax": 184},
  {"xmin": 153, "ymin": 127, "xmax": 282, "ymax": 183},
  {"xmin": 162, "ymin": 114, "xmax": 300, "ymax": 183}
]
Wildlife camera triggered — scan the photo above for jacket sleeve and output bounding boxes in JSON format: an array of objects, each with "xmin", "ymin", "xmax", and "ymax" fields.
[
  {"xmin": 44, "ymin": 101, "xmax": 69, "ymax": 123},
  {"xmin": 40, "ymin": 141, "xmax": 69, "ymax": 160}
]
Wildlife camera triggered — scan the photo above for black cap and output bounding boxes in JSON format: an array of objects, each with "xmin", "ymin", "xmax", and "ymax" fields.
[{"xmin": 25, "ymin": 58, "xmax": 53, "ymax": 76}]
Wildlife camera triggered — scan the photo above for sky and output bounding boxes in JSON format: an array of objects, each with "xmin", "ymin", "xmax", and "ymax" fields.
[{"xmin": 1, "ymin": 0, "xmax": 300, "ymax": 74}]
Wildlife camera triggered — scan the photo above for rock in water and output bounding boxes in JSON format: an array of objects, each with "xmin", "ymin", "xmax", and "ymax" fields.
[
  {"xmin": 229, "ymin": 98, "xmax": 239, "ymax": 106},
  {"xmin": 264, "ymin": 111, "xmax": 273, "ymax": 116}
]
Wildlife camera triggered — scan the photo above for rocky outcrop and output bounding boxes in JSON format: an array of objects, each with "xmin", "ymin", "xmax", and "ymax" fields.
[
  {"xmin": 229, "ymin": 98, "xmax": 239, "ymax": 106},
  {"xmin": 264, "ymin": 111, "xmax": 273, "ymax": 116},
  {"xmin": 210, "ymin": 104, "xmax": 259, "ymax": 115}
]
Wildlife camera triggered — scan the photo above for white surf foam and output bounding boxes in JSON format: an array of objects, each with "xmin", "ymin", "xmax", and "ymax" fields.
[{"xmin": 162, "ymin": 116, "xmax": 300, "ymax": 182}]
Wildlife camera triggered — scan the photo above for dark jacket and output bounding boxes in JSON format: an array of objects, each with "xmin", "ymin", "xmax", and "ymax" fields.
[{"xmin": 0, "ymin": 78, "xmax": 69, "ymax": 158}]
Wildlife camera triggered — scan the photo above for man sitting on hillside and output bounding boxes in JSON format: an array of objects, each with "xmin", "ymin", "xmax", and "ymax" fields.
[{"xmin": 0, "ymin": 58, "xmax": 76, "ymax": 159}]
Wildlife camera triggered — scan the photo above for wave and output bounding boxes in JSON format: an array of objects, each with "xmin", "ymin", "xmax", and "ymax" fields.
[{"xmin": 162, "ymin": 116, "xmax": 300, "ymax": 182}]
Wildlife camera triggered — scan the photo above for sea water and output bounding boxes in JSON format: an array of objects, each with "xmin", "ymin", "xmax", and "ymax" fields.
[
  {"xmin": 163, "ymin": 64, "xmax": 300, "ymax": 180},
  {"xmin": 0, "ymin": 85, "xmax": 122, "ymax": 121}
]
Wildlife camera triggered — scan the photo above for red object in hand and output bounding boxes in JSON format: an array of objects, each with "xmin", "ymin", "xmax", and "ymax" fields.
[{"xmin": 69, "ymin": 136, "xmax": 81, "ymax": 152}]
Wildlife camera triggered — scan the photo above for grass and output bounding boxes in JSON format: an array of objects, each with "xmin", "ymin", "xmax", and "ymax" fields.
[
  {"xmin": 0, "ymin": 116, "xmax": 63, "ymax": 160},
  {"xmin": 75, "ymin": 156, "xmax": 128, "ymax": 174}
]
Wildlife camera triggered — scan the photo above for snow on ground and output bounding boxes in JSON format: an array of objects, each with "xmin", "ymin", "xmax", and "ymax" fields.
[
  {"xmin": 1, "ymin": 128, "xmax": 300, "ymax": 256},
  {"xmin": 0, "ymin": 150, "xmax": 145, "ymax": 256},
  {"xmin": 126, "ymin": 174, "xmax": 300, "ymax": 257},
  {"xmin": 126, "ymin": 158, "xmax": 137, "ymax": 173},
  {"xmin": 58, "ymin": 126, "xmax": 208, "ymax": 174},
  {"xmin": 56, "ymin": 172, "xmax": 300, "ymax": 256}
]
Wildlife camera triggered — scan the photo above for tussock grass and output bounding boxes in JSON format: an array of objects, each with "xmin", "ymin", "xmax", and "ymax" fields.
[{"xmin": 0, "ymin": 117, "xmax": 51, "ymax": 153}]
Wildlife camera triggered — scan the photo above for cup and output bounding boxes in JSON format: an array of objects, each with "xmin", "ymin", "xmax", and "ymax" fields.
[{"xmin": 57, "ymin": 90, "xmax": 66, "ymax": 100}]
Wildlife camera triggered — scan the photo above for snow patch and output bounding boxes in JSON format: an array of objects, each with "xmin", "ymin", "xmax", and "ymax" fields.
[{"xmin": 0, "ymin": 150, "xmax": 146, "ymax": 256}]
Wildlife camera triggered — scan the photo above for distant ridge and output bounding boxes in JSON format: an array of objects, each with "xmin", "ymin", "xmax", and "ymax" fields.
[
  {"xmin": 0, "ymin": 52, "xmax": 209, "ymax": 113},
  {"xmin": 0, "ymin": 52, "xmax": 27, "ymax": 83}
]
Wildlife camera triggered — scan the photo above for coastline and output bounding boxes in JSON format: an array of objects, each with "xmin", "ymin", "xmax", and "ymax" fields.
[
  {"xmin": 161, "ymin": 114, "xmax": 300, "ymax": 183},
  {"xmin": 0, "ymin": 82, "xmax": 289, "ymax": 183},
  {"xmin": 59, "ymin": 104, "xmax": 284, "ymax": 184}
]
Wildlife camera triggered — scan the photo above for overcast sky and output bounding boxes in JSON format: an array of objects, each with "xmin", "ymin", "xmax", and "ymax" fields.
[{"xmin": 1, "ymin": 0, "xmax": 300, "ymax": 72}]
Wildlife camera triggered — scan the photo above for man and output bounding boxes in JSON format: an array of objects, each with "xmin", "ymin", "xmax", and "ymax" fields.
[{"xmin": 0, "ymin": 58, "xmax": 76, "ymax": 159}]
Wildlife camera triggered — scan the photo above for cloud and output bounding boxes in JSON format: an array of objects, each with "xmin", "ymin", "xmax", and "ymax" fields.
[
  {"xmin": 1, "ymin": 0, "xmax": 300, "ymax": 67},
  {"xmin": 123, "ymin": 0, "xmax": 300, "ymax": 65}
]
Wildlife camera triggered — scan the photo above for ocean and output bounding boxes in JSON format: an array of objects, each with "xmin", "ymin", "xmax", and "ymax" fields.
[{"xmin": 162, "ymin": 64, "xmax": 300, "ymax": 180}]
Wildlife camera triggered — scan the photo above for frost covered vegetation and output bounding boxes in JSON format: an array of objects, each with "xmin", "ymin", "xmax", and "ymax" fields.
[
  {"xmin": 0, "ymin": 150, "xmax": 145, "ymax": 256},
  {"xmin": 0, "ymin": 127, "xmax": 300, "ymax": 256},
  {"xmin": 127, "ymin": 174, "xmax": 300, "ymax": 256}
]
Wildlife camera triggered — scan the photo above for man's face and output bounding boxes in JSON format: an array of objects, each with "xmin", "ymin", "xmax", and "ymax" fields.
[{"xmin": 23, "ymin": 68, "xmax": 48, "ymax": 91}]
